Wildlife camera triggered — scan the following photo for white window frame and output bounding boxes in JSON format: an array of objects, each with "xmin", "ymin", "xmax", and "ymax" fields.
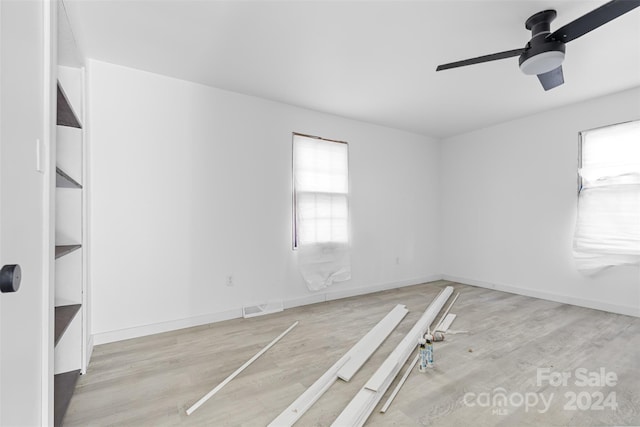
[
  {"xmin": 292, "ymin": 132, "xmax": 349, "ymax": 249},
  {"xmin": 574, "ymin": 119, "xmax": 640, "ymax": 271}
]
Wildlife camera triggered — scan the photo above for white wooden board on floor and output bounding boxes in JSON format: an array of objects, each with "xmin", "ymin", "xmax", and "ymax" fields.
[
  {"xmin": 331, "ymin": 286, "xmax": 454, "ymax": 427},
  {"xmin": 440, "ymin": 313, "xmax": 456, "ymax": 332},
  {"xmin": 269, "ymin": 303, "xmax": 408, "ymax": 427}
]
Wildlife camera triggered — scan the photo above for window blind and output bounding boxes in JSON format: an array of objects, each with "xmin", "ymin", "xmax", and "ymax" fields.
[
  {"xmin": 293, "ymin": 134, "xmax": 349, "ymax": 247},
  {"xmin": 574, "ymin": 120, "xmax": 640, "ymax": 272}
]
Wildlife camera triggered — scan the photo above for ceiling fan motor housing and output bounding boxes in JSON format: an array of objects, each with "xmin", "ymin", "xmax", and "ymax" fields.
[
  {"xmin": 519, "ymin": 9, "xmax": 566, "ymax": 75},
  {"xmin": 436, "ymin": 0, "xmax": 640, "ymax": 90}
]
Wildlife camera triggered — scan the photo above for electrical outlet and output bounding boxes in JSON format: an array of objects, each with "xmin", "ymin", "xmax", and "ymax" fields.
[{"xmin": 226, "ymin": 275, "xmax": 233, "ymax": 286}]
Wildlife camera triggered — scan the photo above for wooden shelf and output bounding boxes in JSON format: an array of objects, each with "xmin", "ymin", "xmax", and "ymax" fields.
[
  {"xmin": 54, "ymin": 304, "xmax": 81, "ymax": 347},
  {"xmin": 54, "ymin": 369, "xmax": 81, "ymax": 427},
  {"xmin": 55, "ymin": 69, "xmax": 84, "ymax": 427},
  {"xmin": 55, "ymin": 244, "xmax": 81, "ymax": 259},
  {"xmin": 56, "ymin": 167, "xmax": 82, "ymax": 189},
  {"xmin": 56, "ymin": 83, "xmax": 82, "ymax": 128}
]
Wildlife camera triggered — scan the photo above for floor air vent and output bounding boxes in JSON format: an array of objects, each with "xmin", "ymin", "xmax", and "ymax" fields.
[{"xmin": 242, "ymin": 300, "xmax": 284, "ymax": 318}]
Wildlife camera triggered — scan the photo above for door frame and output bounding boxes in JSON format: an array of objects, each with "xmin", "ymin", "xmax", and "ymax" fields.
[
  {"xmin": 41, "ymin": 0, "xmax": 56, "ymax": 425},
  {"xmin": 0, "ymin": 0, "xmax": 56, "ymax": 423},
  {"xmin": 0, "ymin": 1, "xmax": 3, "ymax": 418}
]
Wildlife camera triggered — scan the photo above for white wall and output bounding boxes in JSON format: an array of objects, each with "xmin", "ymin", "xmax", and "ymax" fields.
[
  {"xmin": 441, "ymin": 87, "xmax": 640, "ymax": 316},
  {"xmin": 87, "ymin": 60, "xmax": 441, "ymax": 343}
]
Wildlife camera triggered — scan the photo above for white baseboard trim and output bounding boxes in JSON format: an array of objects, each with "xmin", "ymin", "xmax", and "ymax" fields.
[
  {"xmin": 442, "ymin": 274, "xmax": 640, "ymax": 317},
  {"xmin": 325, "ymin": 274, "xmax": 444, "ymax": 302},
  {"xmin": 283, "ymin": 293, "xmax": 326, "ymax": 310},
  {"xmin": 282, "ymin": 275, "xmax": 444, "ymax": 308},
  {"xmin": 93, "ymin": 273, "xmax": 637, "ymax": 347},
  {"xmin": 92, "ymin": 275, "xmax": 445, "ymax": 346},
  {"xmin": 92, "ymin": 308, "xmax": 242, "ymax": 345}
]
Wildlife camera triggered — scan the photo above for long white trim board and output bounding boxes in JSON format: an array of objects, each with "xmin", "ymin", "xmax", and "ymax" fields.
[
  {"xmin": 380, "ymin": 353, "xmax": 420, "ymax": 413},
  {"xmin": 268, "ymin": 304, "xmax": 409, "ymax": 426},
  {"xmin": 186, "ymin": 321, "xmax": 299, "ymax": 416},
  {"xmin": 331, "ymin": 286, "xmax": 454, "ymax": 427},
  {"xmin": 439, "ymin": 313, "xmax": 457, "ymax": 332}
]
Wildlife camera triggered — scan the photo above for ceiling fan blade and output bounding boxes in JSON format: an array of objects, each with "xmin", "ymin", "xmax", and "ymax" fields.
[
  {"xmin": 537, "ymin": 66, "xmax": 564, "ymax": 91},
  {"xmin": 547, "ymin": 0, "xmax": 640, "ymax": 43},
  {"xmin": 436, "ymin": 48, "xmax": 524, "ymax": 71}
]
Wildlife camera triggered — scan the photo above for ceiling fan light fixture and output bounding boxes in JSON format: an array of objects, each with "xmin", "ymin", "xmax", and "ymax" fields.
[
  {"xmin": 519, "ymin": 50, "xmax": 565, "ymax": 75},
  {"xmin": 435, "ymin": 0, "xmax": 640, "ymax": 90}
]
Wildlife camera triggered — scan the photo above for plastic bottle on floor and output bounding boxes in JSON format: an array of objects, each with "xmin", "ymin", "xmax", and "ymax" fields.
[
  {"xmin": 426, "ymin": 337, "xmax": 434, "ymax": 368},
  {"xmin": 418, "ymin": 337, "xmax": 428, "ymax": 372}
]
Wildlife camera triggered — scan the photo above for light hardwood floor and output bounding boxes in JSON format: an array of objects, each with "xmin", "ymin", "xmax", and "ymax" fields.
[{"xmin": 65, "ymin": 280, "xmax": 640, "ymax": 426}]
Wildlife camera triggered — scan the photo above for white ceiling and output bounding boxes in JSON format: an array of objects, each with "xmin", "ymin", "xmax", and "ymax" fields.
[{"xmin": 62, "ymin": 0, "xmax": 640, "ymax": 138}]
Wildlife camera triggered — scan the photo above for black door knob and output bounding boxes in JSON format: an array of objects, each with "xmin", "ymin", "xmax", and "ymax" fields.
[{"xmin": 0, "ymin": 264, "xmax": 21, "ymax": 293}]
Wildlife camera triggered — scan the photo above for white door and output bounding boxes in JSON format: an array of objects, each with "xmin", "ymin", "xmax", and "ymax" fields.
[{"xmin": 1, "ymin": 0, "xmax": 54, "ymax": 425}]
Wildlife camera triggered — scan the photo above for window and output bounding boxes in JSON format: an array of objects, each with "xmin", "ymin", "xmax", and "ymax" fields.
[
  {"xmin": 293, "ymin": 133, "xmax": 349, "ymax": 248},
  {"xmin": 573, "ymin": 120, "xmax": 640, "ymax": 271}
]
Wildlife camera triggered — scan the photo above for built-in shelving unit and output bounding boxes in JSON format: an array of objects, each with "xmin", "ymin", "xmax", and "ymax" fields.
[{"xmin": 54, "ymin": 65, "xmax": 86, "ymax": 427}]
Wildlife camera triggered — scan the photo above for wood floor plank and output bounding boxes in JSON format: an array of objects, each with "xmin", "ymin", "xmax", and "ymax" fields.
[{"xmin": 64, "ymin": 281, "xmax": 640, "ymax": 426}]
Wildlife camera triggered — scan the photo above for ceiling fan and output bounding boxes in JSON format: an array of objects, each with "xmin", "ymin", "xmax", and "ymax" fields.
[{"xmin": 436, "ymin": 0, "xmax": 640, "ymax": 90}]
